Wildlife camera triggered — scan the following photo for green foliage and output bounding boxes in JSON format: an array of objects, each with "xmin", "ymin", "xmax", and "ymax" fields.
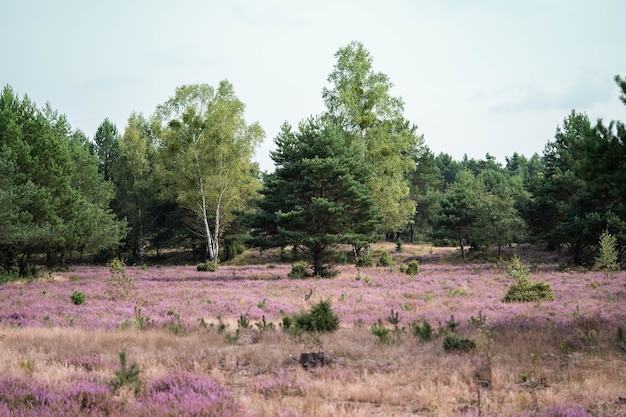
[
  {"xmin": 377, "ymin": 251, "xmax": 393, "ymax": 267},
  {"xmin": 0, "ymin": 86, "xmax": 126, "ymax": 271},
  {"xmin": 291, "ymin": 300, "xmax": 340, "ymax": 333},
  {"xmin": 322, "ymin": 41, "xmax": 421, "ymax": 233},
  {"xmin": 385, "ymin": 309, "xmax": 401, "ymax": 333},
  {"xmin": 134, "ymin": 306, "xmax": 146, "ymax": 330},
  {"xmin": 503, "ymin": 277, "xmax": 554, "ymax": 302},
  {"xmin": 432, "ymin": 170, "xmax": 479, "ymax": 259},
  {"xmin": 106, "ymin": 258, "xmax": 136, "ymax": 301},
  {"xmin": 595, "ymin": 230, "xmax": 620, "ymax": 277},
  {"xmin": 410, "ymin": 319, "xmax": 434, "ymax": 342},
  {"xmin": 281, "ymin": 315, "xmax": 293, "ymax": 331},
  {"xmin": 443, "ymin": 333, "xmax": 476, "ymax": 353},
  {"xmin": 71, "ymin": 290, "xmax": 85, "ymax": 305},
  {"xmin": 405, "ymin": 260, "xmax": 420, "ymax": 275},
  {"xmin": 395, "ymin": 239, "xmax": 404, "ymax": 253},
  {"xmin": 288, "ymin": 261, "xmax": 310, "ymax": 279},
  {"xmin": 237, "ymin": 314, "xmax": 251, "ymax": 330},
  {"xmin": 355, "ymin": 253, "xmax": 374, "ymax": 268},
  {"xmin": 247, "ymin": 116, "xmax": 381, "ymax": 277},
  {"xmin": 156, "ymin": 82, "xmax": 263, "ymax": 264},
  {"xmin": 254, "ymin": 316, "xmax": 275, "ymax": 332},
  {"xmin": 507, "ymin": 254, "xmax": 530, "ymax": 280},
  {"xmin": 503, "ymin": 254, "xmax": 553, "ymax": 302},
  {"xmin": 110, "ymin": 350, "xmax": 141, "ymax": 394},
  {"xmin": 196, "ymin": 262, "xmax": 216, "ymax": 272},
  {"xmin": 371, "ymin": 319, "xmax": 391, "ymax": 344}
]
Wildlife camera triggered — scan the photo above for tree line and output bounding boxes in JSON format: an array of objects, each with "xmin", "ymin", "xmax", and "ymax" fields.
[{"xmin": 1, "ymin": 41, "xmax": 625, "ymax": 276}]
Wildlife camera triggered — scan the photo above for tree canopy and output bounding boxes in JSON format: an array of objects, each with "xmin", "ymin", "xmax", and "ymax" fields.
[
  {"xmin": 0, "ymin": 86, "xmax": 125, "ymax": 274},
  {"xmin": 248, "ymin": 117, "xmax": 381, "ymax": 276}
]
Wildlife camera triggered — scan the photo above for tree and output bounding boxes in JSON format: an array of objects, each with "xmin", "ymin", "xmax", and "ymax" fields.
[
  {"xmin": 322, "ymin": 41, "xmax": 420, "ymax": 236},
  {"xmin": 93, "ymin": 118, "xmax": 120, "ymax": 181},
  {"xmin": 112, "ymin": 113, "xmax": 160, "ymax": 264},
  {"xmin": 470, "ymin": 189, "xmax": 526, "ymax": 259},
  {"xmin": 432, "ymin": 170, "xmax": 479, "ymax": 259},
  {"xmin": 407, "ymin": 146, "xmax": 443, "ymax": 242},
  {"xmin": 435, "ymin": 152, "xmax": 461, "ymax": 188},
  {"xmin": 525, "ymin": 111, "xmax": 591, "ymax": 258},
  {"xmin": 156, "ymin": 82, "xmax": 263, "ymax": 265},
  {"xmin": 595, "ymin": 229, "xmax": 620, "ymax": 277},
  {"xmin": 248, "ymin": 117, "xmax": 381, "ymax": 276},
  {"xmin": 0, "ymin": 86, "xmax": 125, "ymax": 273}
]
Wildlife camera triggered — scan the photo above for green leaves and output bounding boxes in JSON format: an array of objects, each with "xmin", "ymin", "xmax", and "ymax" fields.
[
  {"xmin": 249, "ymin": 117, "xmax": 381, "ymax": 276},
  {"xmin": 0, "ymin": 86, "xmax": 125, "ymax": 272}
]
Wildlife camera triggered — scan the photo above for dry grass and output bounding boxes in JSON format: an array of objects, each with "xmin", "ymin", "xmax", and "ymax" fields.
[
  {"xmin": 1, "ymin": 243, "xmax": 625, "ymax": 416},
  {"xmin": 1, "ymin": 320, "xmax": 624, "ymax": 416}
]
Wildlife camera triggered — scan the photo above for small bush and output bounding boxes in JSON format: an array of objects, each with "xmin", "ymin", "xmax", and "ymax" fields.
[
  {"xmin": 197, "ymin": 262, "xmax": 216, "ymax": 272},
  {"xmin": 396, "ymin": 238, "xmax": 404, "ymax": 252},
  {"xmin": 443, "ymin": 334, "xmax": 476, "ymax": 353},
  {"xmin": 288, "ymin": 261, "xmax": 310, "ymax": 279},
  {"xmin": 405, "ymin": 260, "xmax": 420, "ymax": 275},
  {"xmin": 503, "ymin": 278, "xmax": 554, "ymax": 302},
  {"xmin": 371, "ymin": 319, "xmax": 391, "ymax": 343},
  {"xmin": 410, "ymin": 319, "xmax": 434, "ymax": 342},
  {"xmin": 106, "ymin": 258, "xmax": 136, "ymax": 301},
  {"xmin": 109, "ymin": 350, "xmax": 140, "ymax": 394},
  {"xmin": 71, "ymin": 290, "xmax": 85, "ymax": 305},
  {"xmin": 507, "ymin": 254, "xmax": 530, "ymax": 280},
  {"xmin": 377, "ymin": 251, "xmax": 393, "ymax": 267},
  {"xmin": 292, "ymin": 300, "xmax": 339, "ymax": 333},
  {"xmin": 355, "ymin": 253, "xmax": 374, "ymax": 268},
  {"xmin": 595, "ymin": 229, "xmax": 620, "ymax": 277}
]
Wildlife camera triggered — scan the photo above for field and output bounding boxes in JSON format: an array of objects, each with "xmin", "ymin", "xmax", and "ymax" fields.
[{"xmin": 0, "ymin": 244, "xmax": 625, "ymax": 416}]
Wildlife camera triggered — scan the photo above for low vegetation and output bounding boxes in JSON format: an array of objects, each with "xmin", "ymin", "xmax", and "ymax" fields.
[{"xmin": 1, "ymin": 244, "xmax": 625, "ymax": 416}]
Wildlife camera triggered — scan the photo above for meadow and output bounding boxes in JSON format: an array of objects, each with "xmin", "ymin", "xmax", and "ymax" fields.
[{"xmin": 0, "ymin": 244, "xmax": 625, "ymax": 416}]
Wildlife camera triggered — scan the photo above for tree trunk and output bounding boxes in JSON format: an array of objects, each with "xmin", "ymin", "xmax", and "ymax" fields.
[
  {"xmin": 200, "ymin": 191, "xmax": 216, "ymax": 262},
  {"xmin": 312, "ymin": 247, "xmax": 324, "ymax": 277}
]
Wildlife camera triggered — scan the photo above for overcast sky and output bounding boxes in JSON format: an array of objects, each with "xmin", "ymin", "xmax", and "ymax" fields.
[{"xmin": 2, "ymin": 0, "xmax": 625, "ymax": 172}]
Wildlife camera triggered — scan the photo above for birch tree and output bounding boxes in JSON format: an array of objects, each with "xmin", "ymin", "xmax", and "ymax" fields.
[
  {"xmin": 322, "ymin": 41, "xmax": 421, "ymax": 237},
  {"xmin": 156, "ymin": 82, "xmax": 263, "ymax": 265}
]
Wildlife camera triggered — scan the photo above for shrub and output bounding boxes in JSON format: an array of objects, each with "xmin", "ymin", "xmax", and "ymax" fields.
[
  {"xmin": 106, "ymin": 258, "xmax": 136, "ymax": 301},
  {"xmin": 377, "ymin": 251, "xmax": 393, "ymax": 267},
  {"xmin": 405, "ymin": 260, "xmax": 420, "ymax": 275},
  {"xmin": 292, "ymin": 300, "xmax": 339, "ymax": 333},
  {"xmin": 371, "ymin": 319, "xmax": 391, "ymax": 343},
  {"xmin": 410, "ymin": 319, "xmax": 434, "ymax": 342},
  {"xmin": 443, "ymin": 333, "xmax": 476, "ymax": 353},
  {"xmin": 197, "ymin": 262, "xmax": 217, "ymax": 272},
  {"xmin": 355, "ymin": 253, "xmax": 374, "ymax": 268},
  {"xmin": 396, "ymin": 238, "xmax": 404, "ymax": 252},
  {"xmin": 288, "ymin": 261, "xmax": 310, "ymax": 279},
  {"xmin": 503, "ymin": 278, "xmax": 554, "ymax": 302},
  {"xmin": 506, "ymin": 254, "xmax": 530, "ymax": 280},
  {"xmin": 595, "ymin": 229, "xmax": 620, "ymax": 277},
  {"xmin": 110, "ymin": 350, "xmax": 140, "ymax": 394},
  {"xmin": 71, "ymin": 290, "xmax": 85, "ymax": 305}
]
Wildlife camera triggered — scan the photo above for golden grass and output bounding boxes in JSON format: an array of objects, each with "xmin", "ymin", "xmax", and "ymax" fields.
[{"xmin": 1, "ymin": 322, "xmax": 624, "ymax": 416}]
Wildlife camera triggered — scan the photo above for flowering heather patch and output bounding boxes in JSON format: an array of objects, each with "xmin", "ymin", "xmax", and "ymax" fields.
[
  {"xmin": 134, "ymin": 369, "xmax": 250, "ymax": 417},
  {"xmin": 0, "ymin": 372, "xmax": 248, "ymax": 417},
  {"xmin": 1, "ymin": 246, "xmax": 625, "ymax": 416},
  {"xmin": 0, "ymin": 375, "xmax": 113, "ymax": 417},
  {"xmin": 0, "ymin": 252, "xmax": 625, "ymax": 334}
]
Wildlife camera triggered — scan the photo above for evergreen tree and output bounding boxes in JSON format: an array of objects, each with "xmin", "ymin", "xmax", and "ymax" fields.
[{"xmin": 248, "ymin": 117, "xmax": 381, "ymax": 276}]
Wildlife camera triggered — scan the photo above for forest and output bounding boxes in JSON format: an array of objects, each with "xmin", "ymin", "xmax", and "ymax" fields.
[{"xmin": 2, "ymin": 40, "xmax": 626, "ymax": 278}]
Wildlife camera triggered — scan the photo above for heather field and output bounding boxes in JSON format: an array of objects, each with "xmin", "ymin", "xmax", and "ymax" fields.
[{"xmin": 1, "ymin": 244, "xmax": 625, "ymax": 416}]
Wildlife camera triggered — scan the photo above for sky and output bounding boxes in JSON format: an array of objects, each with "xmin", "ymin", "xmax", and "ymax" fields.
[{"xmin": 2, "ymin": 0, "xmax": 625, "ymax": 172}]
